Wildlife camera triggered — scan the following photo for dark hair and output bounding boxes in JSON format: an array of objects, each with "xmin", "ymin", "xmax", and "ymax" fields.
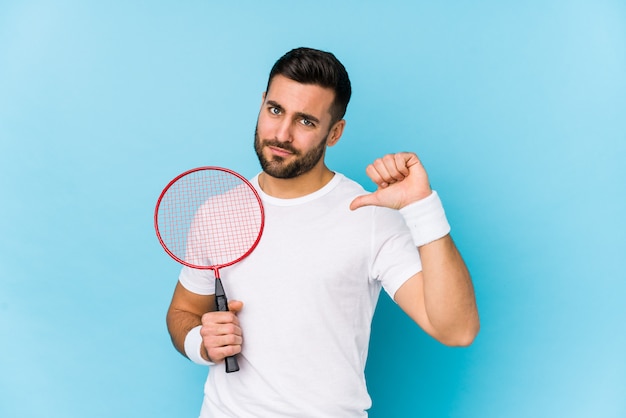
[{"xmin": 266, "ymin": 47, "xmax": 352, "ymax": 124}]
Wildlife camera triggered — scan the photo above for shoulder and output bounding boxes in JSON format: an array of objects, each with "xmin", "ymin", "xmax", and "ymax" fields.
[
  {"xmin": 332, "ymin": 173, "xmax": 367, "ymax": 198},
  {"xmin": 333, "ymin": 174, "xmax": 405, "ymax": 225}
]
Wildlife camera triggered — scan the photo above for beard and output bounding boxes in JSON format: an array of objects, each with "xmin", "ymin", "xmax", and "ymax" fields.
[{"xmin": 254, "ymin": 128, "xmax": 328, "ymax": 179}]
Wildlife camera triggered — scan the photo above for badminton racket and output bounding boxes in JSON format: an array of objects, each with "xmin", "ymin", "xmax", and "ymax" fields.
[{"xmin": 154, "ymin": 166, "xmax": 265, "ymax": 373}]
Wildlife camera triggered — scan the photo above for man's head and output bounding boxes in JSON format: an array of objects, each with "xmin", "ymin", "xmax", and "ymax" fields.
[
  {"xmin": 265, "ymin": 47, "xmax": 351, "ymax": 125},
  {"xmin": 255, "ymin": 48, "xmax": 351, "ymax": 181}
]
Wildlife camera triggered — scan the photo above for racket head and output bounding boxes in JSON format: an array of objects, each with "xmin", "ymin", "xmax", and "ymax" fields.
[{"xmin": 154, "ymin": 166, "xmax": 264, "ymax": 270}]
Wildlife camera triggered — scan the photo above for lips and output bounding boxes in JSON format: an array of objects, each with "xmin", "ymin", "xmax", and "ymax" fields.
[
  {"xmin": 263, "ymin": 139, "xmax": 300, "ymax": 158},
  {"xmin": 268, "ymin": 145, "xmax": 293, "ymax": 157}
]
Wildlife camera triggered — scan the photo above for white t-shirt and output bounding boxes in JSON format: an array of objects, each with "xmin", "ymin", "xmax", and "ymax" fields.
[{"xmin": 179, "ymin": 172, "xmax": 422, "ymax": 417}]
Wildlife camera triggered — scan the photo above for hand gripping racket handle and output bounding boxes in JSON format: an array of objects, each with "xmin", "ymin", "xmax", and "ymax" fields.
[{"xmin": 215, "ymin": 278, "xmax": 240, "ymax": 373}]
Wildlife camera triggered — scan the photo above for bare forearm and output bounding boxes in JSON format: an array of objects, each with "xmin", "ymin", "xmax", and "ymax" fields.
[
  {"xmin": 166, "ymin": 308, "xmax": 203, "ymax": 358},
  {"xmin": 166, "ymin": 282, "xmax": 215, "ymax": 360},
  {"xmin": 419, "ymin": 235, "xmax": 479, "ymax": 345}
]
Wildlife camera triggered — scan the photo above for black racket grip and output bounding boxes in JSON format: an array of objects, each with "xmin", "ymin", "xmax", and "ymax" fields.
[{"xmin": 215, "ymin": 278, "xmax": 240, "ymax": 373}]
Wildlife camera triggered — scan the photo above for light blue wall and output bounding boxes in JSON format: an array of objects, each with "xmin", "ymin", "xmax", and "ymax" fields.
[{"xmin": 1, "ymin": 1, "xmax": 624, "ymax": 417}]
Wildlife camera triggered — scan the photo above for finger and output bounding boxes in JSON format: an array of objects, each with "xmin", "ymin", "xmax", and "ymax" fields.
[
  {"xmin": 365, "ymin": 164, "xmax": 386, "ymax": 187},
  {"xmin": 405, "ymin": 152, "xmax": 424, "ymax": 171},
  {"xmin": 207, "ymin": 343, "xmax": 242, "ymax": 362},
  {"xmin": 204, "ymin": 339, "xmax": 242, "ymax": 363},
  {"xmin": 370, "ymin": 154, "xmax": 409, "ymax": 186},
  {"xmin": 201, "ymin": 311, "xmax": 240, "ymax": 327},
  {"xmin": 393, "ymin": 153, "xmax": 412, "ymax": 176},
  {"xmin": 379, "ymin": 154, "xmax": 408, "ymax": 183},
  {"xmin": 371, "ymin": 158, "xmax": 397, "ymax": 185},
  {"xmin": 350, "ymin": 193, "xmax": 379, "ymax": 211},
  {"xmin": 227, "ymin": 300, "xmax": 244, "ymax": 313},
  {"xmin": 203, "ymin": 321, "xmax": 242, "ymax": 338}
]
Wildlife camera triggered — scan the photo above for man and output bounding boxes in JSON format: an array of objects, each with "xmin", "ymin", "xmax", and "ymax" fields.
[{"xmin": 167, "ymin": 47, "xmax": 479, "ymax": 417}]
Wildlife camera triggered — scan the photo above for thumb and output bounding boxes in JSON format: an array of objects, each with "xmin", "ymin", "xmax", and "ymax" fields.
[
  {"xmin": 350, "ymin": 193, "xmax": 379, "ymax": 211},
  {"xmin": 227, "ymin": 300, "xmax": 244, "ymax": 313}
]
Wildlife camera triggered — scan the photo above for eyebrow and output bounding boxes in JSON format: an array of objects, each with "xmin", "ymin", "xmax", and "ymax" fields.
[{"xmin": 266, "ymin": 100, "xmax": 321, "ymax": 125}]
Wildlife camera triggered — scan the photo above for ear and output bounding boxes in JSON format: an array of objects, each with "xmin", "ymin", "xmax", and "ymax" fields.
[
  {"xmin": 260, "ymin": 91, "xmax": 266, "ymax": 107},
  {"xmin": 326, "ymin": 119, "xmax": 346, "ymax": 147}
]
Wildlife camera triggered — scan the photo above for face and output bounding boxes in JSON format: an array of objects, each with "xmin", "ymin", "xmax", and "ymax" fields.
[
  {"xmin": 254, "ymin": 128, "xmax": 328, "ymax": 179},
  {"xmin": 254, "ymin": 75, "xmax": 344, "ymax": 179}
]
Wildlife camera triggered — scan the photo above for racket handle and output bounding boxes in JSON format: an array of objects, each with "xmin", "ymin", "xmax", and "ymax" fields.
[
  {"xmin": 215, "ymin": 278, "xmax": 229, "ymax": 312},
  {"xmin": 225, "ymin": 355, "xmax": 239, "ymax": 373},
  {"xmin": 215, "ymin": 278, "xmax": 240, "ymax": 373}
]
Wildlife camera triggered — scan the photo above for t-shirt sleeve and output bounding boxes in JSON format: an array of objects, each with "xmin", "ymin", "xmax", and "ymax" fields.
[
  {"xmin": 178, "ymin": 266, "xmax": 215, "ymax": 295},
  {"xmin": 370, "ymin": 207, "xmax": 423, "ymax": 300}
]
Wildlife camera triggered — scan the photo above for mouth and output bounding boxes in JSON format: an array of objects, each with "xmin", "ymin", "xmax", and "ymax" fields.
[{"xmin": 267, "ymin": 145, "xmax": 295, "ymax": 158}]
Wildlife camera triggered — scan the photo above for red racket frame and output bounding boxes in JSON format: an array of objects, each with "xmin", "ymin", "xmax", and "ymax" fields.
[{"xmin": 154, "ymin": 166, "xmax": 265, "ymax": 278}]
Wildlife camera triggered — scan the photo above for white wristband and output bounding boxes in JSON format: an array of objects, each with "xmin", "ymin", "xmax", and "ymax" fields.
[
  {"xmin": 184, "ymin": 325, "xmax": 215, "ymax": 366},
  {"xmin": 399, "ymin": 191, "xmax": 451, "ymax": 247}
]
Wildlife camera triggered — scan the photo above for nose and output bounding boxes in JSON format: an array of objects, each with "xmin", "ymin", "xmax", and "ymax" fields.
[{"xmin": 274, "ymin": 118, "xmax": 293, "ymax": 143}]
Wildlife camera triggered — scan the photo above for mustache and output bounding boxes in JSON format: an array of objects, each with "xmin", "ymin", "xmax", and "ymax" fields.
[{"xmin": 261, "ymin": 139, "xmax": 299, "ymax": 155}]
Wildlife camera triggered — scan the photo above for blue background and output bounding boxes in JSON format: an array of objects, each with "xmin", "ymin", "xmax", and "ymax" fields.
[{"xmin": 1, "ymin": 1, "xmax": 625, "ymax": 417}]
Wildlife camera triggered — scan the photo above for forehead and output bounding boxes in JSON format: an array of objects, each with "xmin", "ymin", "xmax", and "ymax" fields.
[{"xmin": 266, "ymin": 75, "xmax": 335, "ymax": 121}]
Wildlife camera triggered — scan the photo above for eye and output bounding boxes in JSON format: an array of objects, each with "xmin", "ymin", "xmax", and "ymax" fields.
[
  {"xmin": 269, "ymin": 106, "xmax": 281, "ymax": 115},
  {"xmin": 300, "ymin": 118, "xmax": 315, "ymax": 127}
]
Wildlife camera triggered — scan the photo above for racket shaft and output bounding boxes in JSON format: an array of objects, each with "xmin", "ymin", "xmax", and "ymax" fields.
[{"xmin": 215, "ymin": 278, "xmax": 240, "ymax": 373}]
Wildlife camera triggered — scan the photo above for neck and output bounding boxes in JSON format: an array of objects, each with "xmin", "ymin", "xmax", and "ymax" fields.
[{"xmin": 259, "ymin": 164, "xmax": 335, "ymax": 199}]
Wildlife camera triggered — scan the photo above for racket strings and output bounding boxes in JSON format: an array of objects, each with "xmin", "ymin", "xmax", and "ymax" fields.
[{"xmin": 157, "ymin": 169, "xmax": 263, "ymax": 268}]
